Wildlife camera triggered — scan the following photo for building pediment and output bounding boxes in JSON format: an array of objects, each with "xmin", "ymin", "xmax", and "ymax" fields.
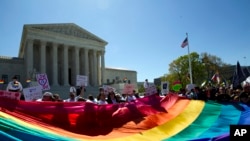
[{"xmin": 24, "ymin": 23, "xmax": 107, "ymax": 44}]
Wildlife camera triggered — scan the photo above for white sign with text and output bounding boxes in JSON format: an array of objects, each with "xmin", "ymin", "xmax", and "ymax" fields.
[
  {"xmin": 161, "ymin": 81, "xmax": 169, "ymax": 95},
  {"xmin": 76, "ymin": 75, "xmax": 88, "ymax": 86},
  {"xmin": 102, "ymin": 85, "xmax": 116, "ymax": 95},
  {"xmin": 145, "ymin": 84, "xmax": 157, "ymax": 96},
  {"xmin": 23, "ymin": 85, "xmax": 43, "ymax": 101}
]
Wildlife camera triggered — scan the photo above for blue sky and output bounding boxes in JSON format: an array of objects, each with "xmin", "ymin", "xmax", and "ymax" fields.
[{"xmin": 0, "ymin": 0, "xmax": 250, "ymax": 82}]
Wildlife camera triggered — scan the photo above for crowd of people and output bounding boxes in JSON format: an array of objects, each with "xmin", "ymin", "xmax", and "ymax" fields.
[
  {"xmin": 4, "ymin": 75, "xmax": 142, "ymax": 104},
  {"xmin": 178, "ymin": 84, "xmax": 250, "ymax": 105},
  {"xmin": 34, "ymin": 86, "xmax": 140, "ymax": 104},
  {"xmin": 4, "ymin": 76, "xmax": 250, "ymax": 105}
]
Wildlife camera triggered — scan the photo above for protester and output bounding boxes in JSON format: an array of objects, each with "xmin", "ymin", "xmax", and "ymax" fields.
[
  {"xmin": 75, "ymin": 86, "xmax": 85, "ymax": 100},
  {"xmin": 77, "ymin": 97, "xmax": 86, "ymax": 102},
  {"xmin": 53, "ymin": 93, "xmax": 63, "ymax": 102},
  {"xmin": 132, "ymin": 90, "xmax": 140, "ymax": 98},
  {"xmin": 65, "ymin": 85, "xmax": 86, "ymax": 102},
  {"xmin": 36, "ymin": 92, "xmax": 54, "ymax": 102},
  {"xmin": 215, "ymin": 86, "xmax": 231, "ymax": 102},
  {"xmin": 115, "ymin": 93, "xmax": 126, "ymax": 103},
  {"xmin": 86, "ymin": 94, "xmax": 97, "ymax": 104},
  {"xmin": 97, "ymin": 87, "xmax": 108, "ymax": 105},
  {"xmin": 107, "ymin": 91, "xmax": 119, "ymax": 104},
  {"xmin": 76, "ymin": 86, "xmax": 86, "ymax": 96},
  {"xmin": 230, "ymin": 89, "xmax": 241, "ymax": 102},
  {"xmin": 126, "ymin": 90, "xmax": 137, "ymax": 102},
  {"xmin": 144, "ymin": 79, "xmax": 149, "ymax": 89},
  {"xmin": 120, "ymin": 93, "xmax": 127, "ymax": 102},
  {"xmin": 6, "ymin": 76, "xmax": 23, "ymax": 92},
  {"xmin": 186, "ymin": 89, "xmax": 194, "ymax": 99},
  {"xmin": 64, "ymin": 91, "xmax": 78, "ymax": 102},
  {"xmin": 242, "ymin": 82, "xmax": 250, "ymax": 93},
  {"xmin": 239, "ymin": 91, "xmax": 250, "ymax": 104}
]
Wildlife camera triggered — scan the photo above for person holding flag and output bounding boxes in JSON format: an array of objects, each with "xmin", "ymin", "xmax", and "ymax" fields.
[{"xmin": 211, "ymin": 71, "xmax": 221, "ymax": 84}]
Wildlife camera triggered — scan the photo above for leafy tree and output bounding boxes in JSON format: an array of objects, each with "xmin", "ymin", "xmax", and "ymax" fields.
[
  {"xmin": 165, "ymin": 52, "xmax": 230, "ymax": 90},
  {"xmin": 157, "ymin": 51, "xmax": 232, "ymax": 92},
  {"xmin": 138, "ymin": 84, "xmax": 145, "ymax": 93},
  {"xmin": 167, "ymin": 52, "xmax": 206, "ymax": 89},
  {"xmin": 200, "ymin": 52, "xmax": 230, "ymax": 83}
]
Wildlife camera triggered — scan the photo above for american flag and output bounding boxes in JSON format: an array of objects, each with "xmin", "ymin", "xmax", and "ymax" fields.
[{"xmin": 181, "ymin": 37, "xmax": 188, "ymax": 48}]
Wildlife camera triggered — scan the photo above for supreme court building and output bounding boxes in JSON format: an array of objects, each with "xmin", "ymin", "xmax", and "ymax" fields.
[{"xmin": 0, "ymin": 23, "xmax": 137, "ymax": 89}]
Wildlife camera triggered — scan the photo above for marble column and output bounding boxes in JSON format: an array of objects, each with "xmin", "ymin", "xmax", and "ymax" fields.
[
  {"xmin": 63, "ymin": 45, "xmax": 69, "ymax": 86},
  {"xmin": 97, "ymin": 52, "xmax": 100, "ymax": 85},
  {"xmin": 75, "ymin": 47, "xmax": 80, "ymax": 85},
  {"xmin": 26, "ymin": 39, "xmax": 34, "ymax": 78},
  {"xmin": 101, "ymin": 51, "xmax": 105, "ymax": 85},
  {"xmin": 84, "ymin": 48, "xmax": 89, "ymax": 86},
  {"xmin": 80, "ymin": 49, "xmax": 84, "ymax": 75},
  {"xmin": 52, "ymin": 43, "xmax": 59, "ymax": 86},
  {"xmin": 40, "ymin": 41, "xmax": 46, "ymax": 73},
  {"xmin": 93, "ymin": 50, "xmax": 97, "ymax": 86}
]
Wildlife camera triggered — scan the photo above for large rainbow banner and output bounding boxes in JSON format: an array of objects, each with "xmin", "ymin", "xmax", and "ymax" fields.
[{"xmin": 0, "ymin": 93, "xmax": 249, "ymax": 141}]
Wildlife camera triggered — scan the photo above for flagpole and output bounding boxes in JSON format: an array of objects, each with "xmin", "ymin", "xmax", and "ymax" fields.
[{"xmin": 186, "ymin": 33, "xmax": 193, "ymax": 84}]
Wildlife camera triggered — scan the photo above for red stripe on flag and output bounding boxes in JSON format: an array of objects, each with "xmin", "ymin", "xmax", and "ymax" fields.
[{"xmin": 181, "ymin": 37, "xmax": 188, "ymax": 48}]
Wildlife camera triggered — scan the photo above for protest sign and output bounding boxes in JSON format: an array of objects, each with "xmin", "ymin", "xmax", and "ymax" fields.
[
  {"xmin": 0, "ymin": 90, "xmax": 21, "ymax": 100},
  {"xmin": 122, "ymin": 84, "xmax": 135, "ymax": 94},
  {"xmin": 76, "ymin": 75, "xmax": 88, "ymax": 86},
  {"xmin": 145, "ymin": 84, "xmax": 157, "ymax": 96},
  {"xmin": 23, "ymin": 85, "xmax": 43, "ymax": 101},
  {"xmin": 102, "ymin": 85, "xmax": 116, "ymax": 95},
  {"xmin": 36, "ymin": 73, "xmax": 50, "ymax": 91},
  {"xmin": 161, "ymin": 81, "xmax": 169, "ymax": 95}
]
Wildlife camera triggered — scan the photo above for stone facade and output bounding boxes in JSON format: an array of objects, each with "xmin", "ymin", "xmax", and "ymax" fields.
[
  {"xmin": 0, "ymin": 57, "xmax": 26, "ymax": 86},
  {"xmin": 0, "ymin": 23, "xmax": 137, "ymax": 93},
  {"xmin": 18, "ymin": 23, "xmax": 107, "ymax": 87},
  {"xmin": 104, "ymin": 67, "xmax": 137, "ymax": 86}
]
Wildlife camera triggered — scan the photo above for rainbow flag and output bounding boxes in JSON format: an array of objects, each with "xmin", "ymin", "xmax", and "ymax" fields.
[{"xmin": 0, "ymin": 94, "xmax": 249, "ymax": 141}]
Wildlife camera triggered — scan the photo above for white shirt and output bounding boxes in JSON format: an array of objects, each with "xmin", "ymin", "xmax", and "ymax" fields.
[
  {"xmin": 144, "ymin": 81, "xmax": 149, "ymax": 89},
  {"xmin": 98, "ymin": 99, "xmax": 108, "ymax": 105},
  {"xmin": 111, "ymin": 99, "xmax": 118, "ymax": 104},
  {"xmin": 64, "ymin": 97, "xmax": 78, "ymax": 102},
  {"xmin": 6, "ymin": 81, "xmax": 23, "ymax": 92},
  {"xmin": 36, "ymin": 98, "xmax": 42, "ymax": 101},
  {"xmin": 86, "ymin": 99, "xmax": 98, "ymax": 104},
  {"xmin": 127, "ymin": 95, "xmax": 136, "ymax": 102}
]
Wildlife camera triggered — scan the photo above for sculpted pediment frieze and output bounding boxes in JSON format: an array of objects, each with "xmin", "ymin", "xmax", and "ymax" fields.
[{"xmin": 27, "ymin": 23, "xmax": 105, "ymax": 43}]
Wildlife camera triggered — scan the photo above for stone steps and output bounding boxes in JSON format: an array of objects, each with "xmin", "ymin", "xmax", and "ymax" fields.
[{"xmin": 48, "ymin": 86, "xmax": 100, "ymax": 99}]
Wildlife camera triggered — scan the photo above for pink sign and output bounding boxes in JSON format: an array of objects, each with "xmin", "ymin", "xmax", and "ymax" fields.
[
  {"xmin": 122, "ymin": 84, "xmax": 135, "ymax": 94},
  {"xmin": 36, "ymin": 73, "xmax": 50, "ymax": 91},
  {"xmin": 103, "ymin": 85, "xmax": 115, "ymax": 95},
  {"xmin": 0, "ymin": 90, "xmax": 21, "ymax": 100}
]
